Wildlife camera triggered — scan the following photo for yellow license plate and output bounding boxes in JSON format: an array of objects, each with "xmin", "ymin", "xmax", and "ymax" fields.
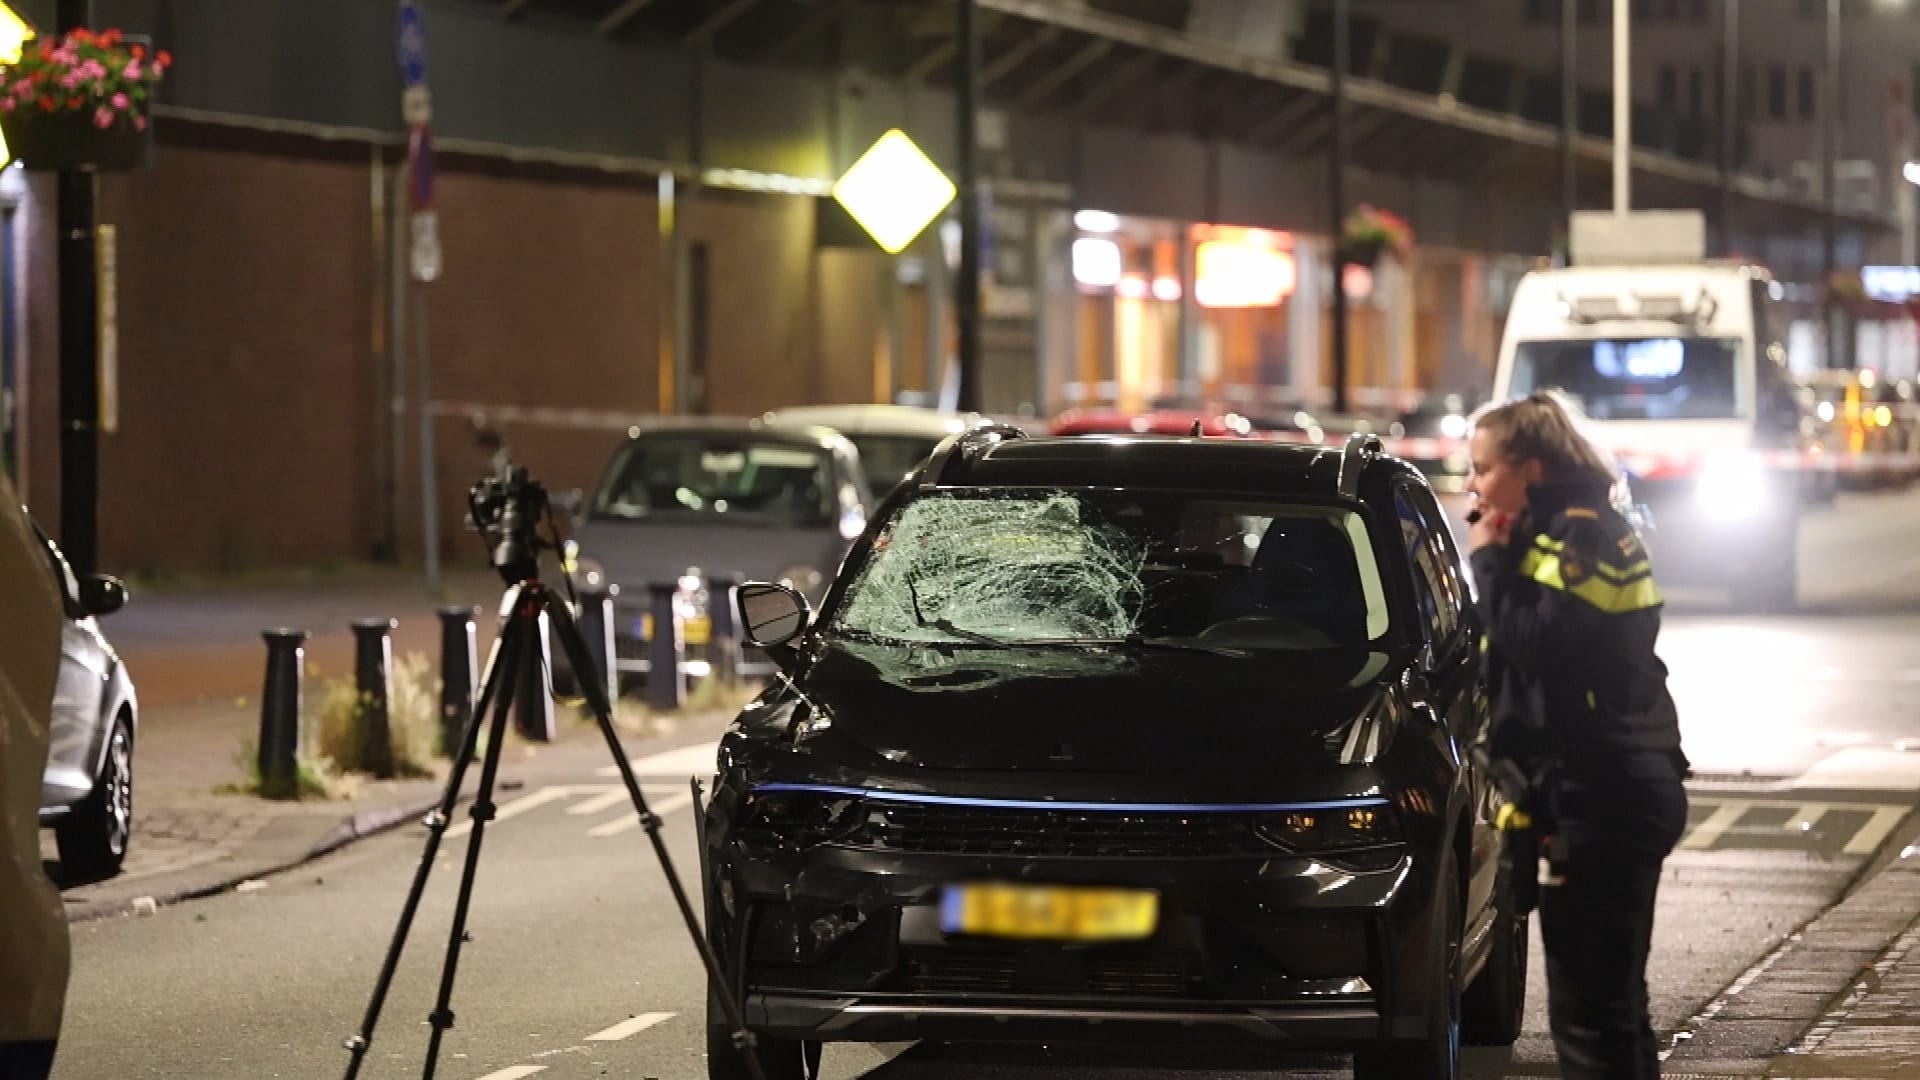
[
  {"xmin": 941, "ymin": 883, "xmax": 1159, "ymax": 942},
  {"xmin": 638, "ymin": 614, "xmax": 712, "ymax": 646}
]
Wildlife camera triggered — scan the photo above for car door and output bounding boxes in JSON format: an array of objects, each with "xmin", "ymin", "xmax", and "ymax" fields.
[
  {"xmin": 1392, "ymin": 483, "xmax": 1499, "ymax": 917},
  {"xmin": 35, "ymin": 528, "xmax": 109, "ymax": 807}
]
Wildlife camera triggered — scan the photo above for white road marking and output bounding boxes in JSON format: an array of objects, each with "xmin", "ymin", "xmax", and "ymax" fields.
[
  {"xmin": 1681, "ymin": 802, "xmax": 1747, "ymax": 850},
  {"xmin": 472, "ymin": 1067, "xmax": 545, "ymax": 1080},
  {"xmin": 1844, "ymin": 806, "xmax": 1912, "ymax": 856},
  {"xmin": 566, "ymin": 788, "xmax": 636, "ymax": 817},
  {"xmin": 596, "ymin": 741, "xmax": 720, "ymax": 780},
  {"xmin": 446, "ymin": 787, "xmax": 577, "ymax": 840},
  {"xmin": 589, "ymin": 791, "xmax": 695, "ymax": 837},
  {"xmin": 584, "ymin": 1011, "xmax": 676, "ymax": 1041}
]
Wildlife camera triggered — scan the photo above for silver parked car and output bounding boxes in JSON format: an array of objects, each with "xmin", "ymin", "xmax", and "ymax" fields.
[
  {"xmin": 33, "ymin": 521, "xmax": 137, "ymax": 879},
  {"xmin": 562, "ymin": 420, "xmax": 873, "ymax": 682},
  {"xmin": 761, "ymin": 404, "xmax": 987, "ymax": 501}
]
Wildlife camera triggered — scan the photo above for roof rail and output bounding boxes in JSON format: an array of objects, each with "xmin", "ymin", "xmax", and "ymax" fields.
[
  {"xmin": 921, "ymin": 423, "xmax": 1029, "ymax": 488},
  {"xmin": 1337, "ymin": 432, "xmax": 1382, "ymax": 499}
]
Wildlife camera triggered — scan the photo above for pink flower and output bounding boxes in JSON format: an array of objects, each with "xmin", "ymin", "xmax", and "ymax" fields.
[
  {"xmin": 133, "ymin": 114, "xmax": 146, "ymax": 131},
  {"xmin": 1, "ymin": 99, "xmax": 14, "ymax": 114},
  {"xmin": 59, "ymin": 71, "xmax": 80, "ymax": 90},
  {"xmin": 124, "ymin": 59, "xmax": 142, "ymax": 80},
  {"xmin": 111, "ymin": 92, "xmax": 129, "ymax": 109},
  {"xmin": 93, "ymin": 106, "xmax": 112, "ymax": 129}
]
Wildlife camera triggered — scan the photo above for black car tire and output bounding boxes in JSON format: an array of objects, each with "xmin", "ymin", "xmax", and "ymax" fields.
[
  {"xmin": 1461, "ymin": 860, "xmax": 1528, "ymax": 1046},
  {"xmin": 55, "ymin": 715, "xmax": 133, "ymax": 880},
  {"xmin": 1353, "ymin": 849, "xmax": 1462, "ymax": 1080},
  {"xmin": 705, "ymin": 989, "xmax": 821, "ymax": 1080}
]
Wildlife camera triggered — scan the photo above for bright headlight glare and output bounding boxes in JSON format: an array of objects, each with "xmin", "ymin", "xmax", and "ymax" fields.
[
  {"xmin": 572, "ymin": 555, "xmax": 607, "ymax": 589},
  {"xmin": 1695, "ymin": 458, "xmax": 1769, "ymax": 519}
]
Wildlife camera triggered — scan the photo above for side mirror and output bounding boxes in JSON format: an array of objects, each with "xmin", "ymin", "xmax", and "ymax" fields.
[
  {"xmin": 736, "ymin": 582, "xmax": 810, "ymax": 648},
  {"xmin": 79, "ymin": 573, "xmax": 127, "ymax": 617}
]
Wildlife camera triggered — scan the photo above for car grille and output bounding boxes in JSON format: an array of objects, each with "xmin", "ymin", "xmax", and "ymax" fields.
[
  {"xmin": 857, "ymin": 803, "xmax": 1277, "ymax": 858},
  {"xmin": 899, "ymin": 950, "xmax": 1201, "ymax": 997}
]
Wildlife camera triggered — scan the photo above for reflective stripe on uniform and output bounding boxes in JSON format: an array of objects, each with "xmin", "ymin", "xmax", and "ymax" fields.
[{"xmin": 1518, "ymin": 547, "xmax": 1665, "ymax": 613}]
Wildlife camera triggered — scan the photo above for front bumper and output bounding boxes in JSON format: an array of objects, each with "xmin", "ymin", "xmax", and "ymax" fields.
[{"xmin": 713, "ymin": 843, "xmax": 1434, "ymax": 1048}]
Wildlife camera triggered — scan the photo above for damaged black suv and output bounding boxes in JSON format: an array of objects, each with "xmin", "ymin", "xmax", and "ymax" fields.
[{"xmin": 701, "ymin": 427, "xmax": 1521, "ymax": 1080}]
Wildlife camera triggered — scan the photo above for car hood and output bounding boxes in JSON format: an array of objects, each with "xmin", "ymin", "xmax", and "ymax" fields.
[
  {"xmin": 789, "ymin": 638, "xmax": 1398, "ymax": 775},
  {"xmin": 571, "ymin": 519, "xmax": 845, "ymax": 595}
]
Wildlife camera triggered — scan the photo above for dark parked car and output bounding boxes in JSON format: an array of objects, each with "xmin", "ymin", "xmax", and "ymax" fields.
[{"xmin": 700, "ymin": 429, "xmax": 1522, "ymax": 1080}]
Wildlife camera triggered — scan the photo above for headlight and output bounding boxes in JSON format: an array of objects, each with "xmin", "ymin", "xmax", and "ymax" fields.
[
  {"xmin": 739, "ymin": 790, "xmax": 867, "ymax": 847},
  {"xmin": 1695, "ymin": 457, "xmax": 1770, "ymax": 519},
  {"xmin": 1253, "ymin": 804, "xmax": 1401, "ymax": 852},
  {"xmin": 570, "ymin": 553, "xmax": 608, "ymax": 590}
]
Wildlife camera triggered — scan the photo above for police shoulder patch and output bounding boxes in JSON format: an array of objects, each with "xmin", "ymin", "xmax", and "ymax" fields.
[{"xmin": 1559, "ymin": 551, "xmax": 1590, "ymax": 584}]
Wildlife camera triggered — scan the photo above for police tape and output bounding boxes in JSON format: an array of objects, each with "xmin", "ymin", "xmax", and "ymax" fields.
[{"xmin": 1254, "ymin": 429, "xmax": 1920, "ymax": 478}]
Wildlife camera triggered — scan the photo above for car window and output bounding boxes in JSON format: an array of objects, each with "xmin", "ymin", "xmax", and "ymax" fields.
[
  {"xmin": 829, "ymin": 488, "xmax": 1393, "ymax": 651},
  {"xmin": 844, "ymin": 434, "xmax": 944, "ymax": 499},
  {"xmin": 593, "ymin": 436, "xmax": 835, "ymax": 526},
  {"xmin": 1393, "ymin": 487, "xmax": 1457, "ymax": 644},
  {"xmin": 1407, "ymin": 483, "xmax": 1473, "ymax": 624}
]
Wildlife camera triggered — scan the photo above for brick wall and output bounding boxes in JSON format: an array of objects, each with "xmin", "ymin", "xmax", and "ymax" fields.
[{"xmin": 13, "ymin": 128, "xmax": 890, "ymax": 576}]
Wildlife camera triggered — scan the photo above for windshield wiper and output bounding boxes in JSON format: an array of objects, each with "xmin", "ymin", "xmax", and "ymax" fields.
[
  {"xmin": 906, "ymin": 578, "xmax": 1014, "ymax": 649},
  {"xmin": 1096, "ymin": 634, "xmax": 1251, "ymax": 660}
]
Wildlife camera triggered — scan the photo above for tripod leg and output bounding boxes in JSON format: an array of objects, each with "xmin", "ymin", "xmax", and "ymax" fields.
[
  {"xmin": 542, "ymin": 588, "xmax": 770, "ymax": 1080},
  {"xmin": 418, "ymin": 601, "xmax": 530, "ymax": 1080},
  {"xmin": 342, "ymin": 585, "xmax": 527, "ymax": 1080}
]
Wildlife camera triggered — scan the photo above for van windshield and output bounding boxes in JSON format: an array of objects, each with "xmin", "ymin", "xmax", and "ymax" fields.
[{"xmin": 1511, "ymin": 337, "xmax": 1741, "ymax": 420}]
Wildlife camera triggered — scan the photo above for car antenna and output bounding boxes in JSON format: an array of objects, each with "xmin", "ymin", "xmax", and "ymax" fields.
[{"xmin": 1190, "ymin": 419, "xmax": 1203, "ymax": 437}]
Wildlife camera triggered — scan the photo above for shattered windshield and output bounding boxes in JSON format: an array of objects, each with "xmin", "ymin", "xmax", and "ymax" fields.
[
  {"xmin": 830, "ymin": 489, "xmax": 1392, "ymax": 651},
  {"xmin": 593, "ymin": 436, "xmax": 835, "ymax": 525}
]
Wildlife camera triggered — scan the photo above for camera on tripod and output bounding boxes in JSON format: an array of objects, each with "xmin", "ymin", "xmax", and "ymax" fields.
[{"xmin": 468, "ymin": 461, "xmax": 551, "ymax": 584}]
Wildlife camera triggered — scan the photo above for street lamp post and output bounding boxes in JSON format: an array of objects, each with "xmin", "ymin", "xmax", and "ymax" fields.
[
  {"xmin": 954, "ymin": 0, "xmax": 982, "ymax": 413},
  {"xmin": 1823, "ymin": 0, "xmax": 1842, "ymax": 368},
  {"xmin": 55, "ymin": 0, "xmax": 99, "ymax": 573},
  {"xmin": 1329, "ymin": 0, "xmax": 1350, "ymax": 416}
]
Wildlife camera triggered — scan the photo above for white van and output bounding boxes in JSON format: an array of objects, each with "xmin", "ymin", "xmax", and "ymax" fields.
[{"xmin": 1493, "ymin": 261, "xmax": 1812, "ymax": 610}]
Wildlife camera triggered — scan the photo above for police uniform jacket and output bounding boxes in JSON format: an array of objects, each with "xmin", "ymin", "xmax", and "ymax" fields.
[{"xmin": 1468, "ymin": 477, "xmax": 1688, "ymax": 780}]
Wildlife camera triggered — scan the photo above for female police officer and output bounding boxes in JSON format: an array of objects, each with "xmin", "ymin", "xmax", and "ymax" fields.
[{"xmin": 1465, "ymin": 392, "xmax": 1689, "ymax": 1080}]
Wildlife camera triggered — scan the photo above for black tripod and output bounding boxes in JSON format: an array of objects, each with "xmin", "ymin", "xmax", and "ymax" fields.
[{"xmin": 341, "ymin": 467, "xmax": 765, "ymax": 1080}]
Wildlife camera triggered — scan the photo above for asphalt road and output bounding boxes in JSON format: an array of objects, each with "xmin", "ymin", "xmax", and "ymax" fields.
[{"xmin": 53, "ymin": 491, "xmax": 1920, "ymax": 1080}]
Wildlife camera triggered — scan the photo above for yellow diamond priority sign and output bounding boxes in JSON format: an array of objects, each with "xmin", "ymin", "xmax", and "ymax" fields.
[
  {"xmin": 832, "ymin": 129, "xmax": 956, "ymax": 255},
  {"xmin": 0, "ymin": 3, "xmax": 32, "ymax": 66}
]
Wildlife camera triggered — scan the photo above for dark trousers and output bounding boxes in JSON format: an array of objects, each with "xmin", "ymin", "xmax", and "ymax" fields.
[
  {"xmin": 1539, "ymin": 774, "xmax": 1688, "ymax": 1080},
  {"xmin": 0, "ymin": 1041, "xmax": 58, "ymax": 1080}
]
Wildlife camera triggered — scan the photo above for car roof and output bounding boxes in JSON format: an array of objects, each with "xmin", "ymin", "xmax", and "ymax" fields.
[
  {"xmin": 623, "ymin": 418, "xmax": 848, "ymax": 452},
  {"xmin": 927, "ymin": 433, "xmax": 1416, "ymax": 500},
  {"xmin": 764, "ymin": 404, "xmax": 984, "ymax": 438}
]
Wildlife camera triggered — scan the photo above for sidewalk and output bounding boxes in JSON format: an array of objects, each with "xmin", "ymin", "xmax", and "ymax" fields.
[{"xmin": 45, "ymin": 563, "xmax": 740, "ymax": 922}]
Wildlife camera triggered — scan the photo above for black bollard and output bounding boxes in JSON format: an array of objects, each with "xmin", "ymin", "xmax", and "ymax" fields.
[
  {"xmin": 514, "ymin": 607, "xmax": 556, "ymax": 743},
  {"xmin": 576, "ymin": 583, "xmax": 620, "ymax": 709},
  {"xmin": 646, "ymin": 581, "xmax": 686, "ymax": 711},
  {"xmin": 436, "ymin": 605, "xmax": 478, "ymax": 759},
  {"xmin": 351, "ymin": 618, "xmax": 397, "ymax": 778},
  {"xmin": 706, "ymin": 573, "xmax": 741, "ymax": 687},
  {"xmin": 258, "ymin": 629, "xmax": 307, "ymax": 799}
]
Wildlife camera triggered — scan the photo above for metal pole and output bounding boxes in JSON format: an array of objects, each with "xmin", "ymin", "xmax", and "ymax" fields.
[
  {"xmin": 1329, "ymin": 0, "xmax": 1351, "ymax": 416},
  {"xmin": 56, "ymin": 0, "xmax": 98, "ymax": 573},
  {"xmin": 1823, "ymin": 0, "xmax": 1841, "ymax": 368},
  {"xmin": 1560, "ymin": 0, "xmax": 1577, "ymax": 261},
  {"xmin": 352, "ymin": 618, "xmax": 398, "ymax": 779},
  {"xmin": 436, "ymin": 605, "xmax": 477, "ymax": 758},
  {"xmin": 1718, "ymin": 0, "xmax": 1738, "ymax": 256},
  {"xmin": 259, "ymin": 629, "xmax": 308, "ymax": 799},
  {"xmin": 389, "ymin": 164, "xmax": 409, "ymax": 560},
  {"xmin": 370, "ymin": 150, "xmax": 394, "ymax": 561},
  {"xmin": 1613, "ymin": 0, "xmax": 1631, "ymax": 216},
  {"xmin": 415, "ymin": 287, "xmax": 439, "ymax": 590},
  {"xmin": 955, "ymin": 0, "xmax": 983, "ymax": 413}
]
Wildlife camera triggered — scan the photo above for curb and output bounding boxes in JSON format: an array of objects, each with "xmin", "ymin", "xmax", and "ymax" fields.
[
  {"xmin": 64, "ymin": 793, "xmax": 449, "ymax": 925},
  {"xmin": 63, "ymin": 708, "xmax": 740, "ymax": 925},
  {"xmin": 1659, "ymin": 794, "xmax": 1920, "ymax": 1075}
]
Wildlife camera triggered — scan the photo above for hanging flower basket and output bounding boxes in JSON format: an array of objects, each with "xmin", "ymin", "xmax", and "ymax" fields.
[
  {"xmin": 0, "ymin": 28, "xmax": 171, "ymax": 172},
  {"xmin": 1338, "ymin": 203, "xmax": 1414, "ymax": 268}
]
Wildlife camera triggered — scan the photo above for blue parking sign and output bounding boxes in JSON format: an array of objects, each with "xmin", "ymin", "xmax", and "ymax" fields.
[{"xmin": 396, "ymin": 1, "xmax": 428, "ymax": 88}]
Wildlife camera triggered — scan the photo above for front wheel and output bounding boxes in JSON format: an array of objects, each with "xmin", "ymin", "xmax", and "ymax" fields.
[
  {"xmin": 706, "ymin": 988, "xmax": 820, "ymax": 1080},
  {"xmin": 55, "ymin": 715, "xmax": 133, "ymax": 880},
  {"xmin": 1354, "ymin": 850, "xmax": 1462, "ymax": 1080},
  {"xmin": 1461, "ymin": 860, "xmax": 1528, "ymax": 1046}
]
